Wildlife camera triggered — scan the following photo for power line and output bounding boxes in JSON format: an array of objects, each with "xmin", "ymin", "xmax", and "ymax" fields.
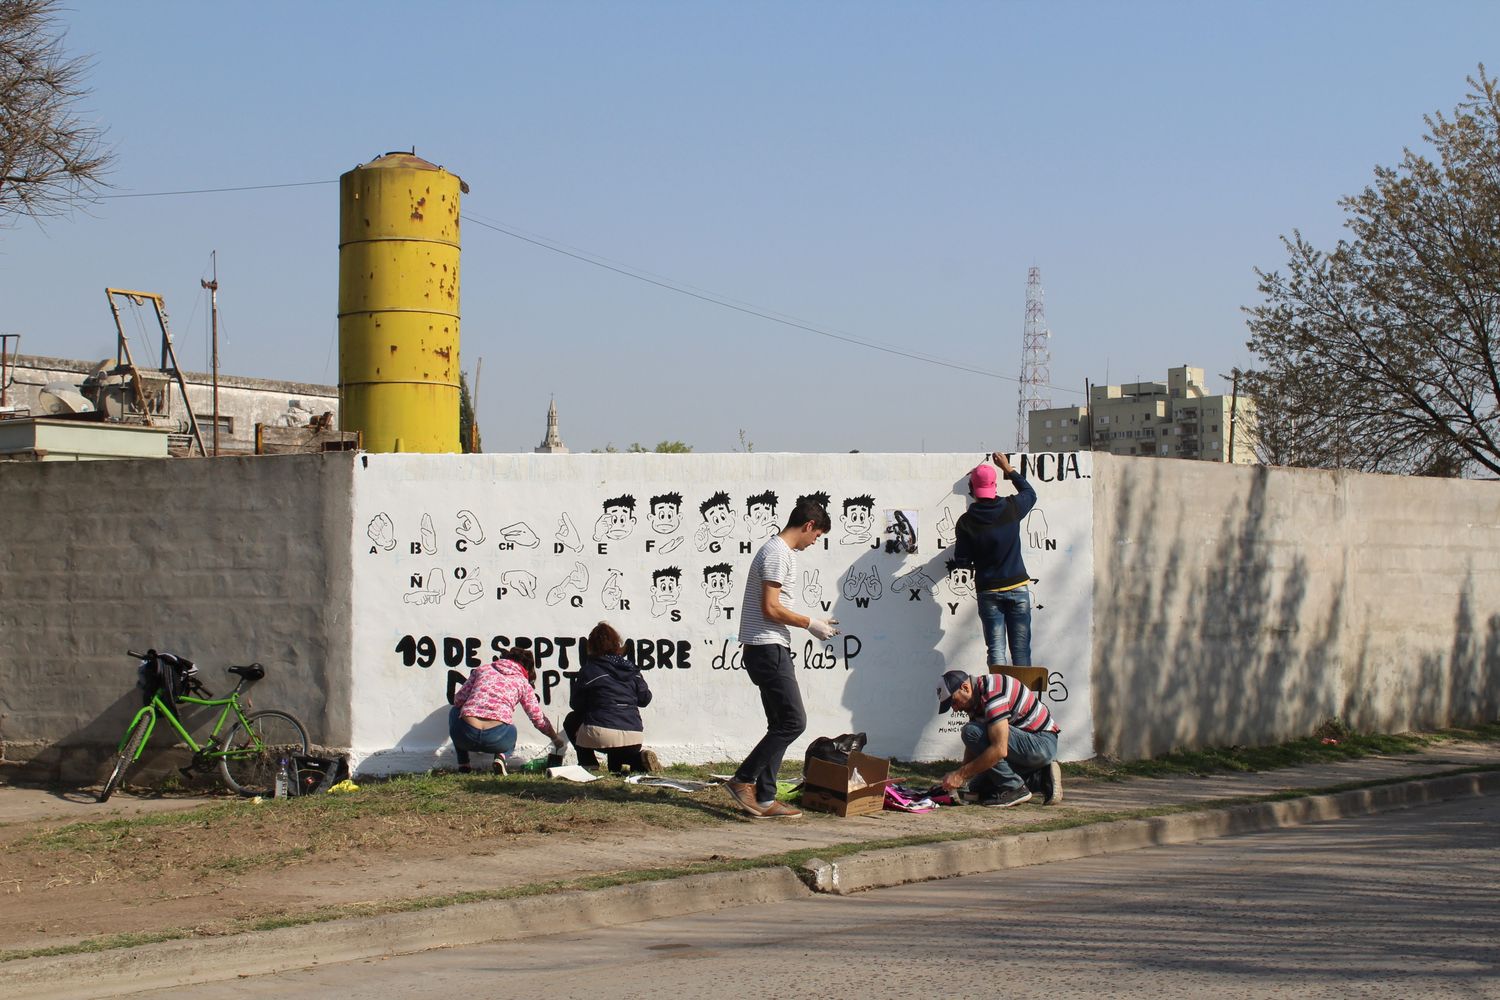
[
  {"xmin": 97, "ymin": 180, "xmax": 336, "ymax": 199},
  {"xmin": 465, "ymin": 213, "xmax": 1083, "ymax": 392},
  {"xmin": 85, "ymin": 176, "xmax": 1082, "ymax": 394}
]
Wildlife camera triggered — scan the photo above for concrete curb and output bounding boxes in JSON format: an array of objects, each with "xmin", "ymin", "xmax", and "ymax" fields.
[
  {"xmin": 798, "ymin": 769, "xmax": 1500, "ymax": 894},
  {"xmin": 3, "ymin": 770, "xmax": 1496, "ymax": 998},
  {"xmin": 0, "ymin": 868, "xmax": 811, "ymax": 1000}
]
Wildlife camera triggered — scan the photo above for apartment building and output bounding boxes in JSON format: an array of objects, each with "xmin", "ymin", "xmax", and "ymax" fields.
[{"xmin": 1027, "ymin": 365, "xmax": 1255, "ymax": 464}]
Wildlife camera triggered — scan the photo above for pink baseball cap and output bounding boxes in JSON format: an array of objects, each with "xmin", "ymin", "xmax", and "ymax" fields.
[{"xmin": 969, "ymin": 464, "xmax": 998, "ymax": 499}]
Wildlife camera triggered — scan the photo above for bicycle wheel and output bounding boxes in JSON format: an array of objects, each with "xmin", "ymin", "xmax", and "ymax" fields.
[
  {"xmin": 98, "ymin": 711, "xmax": 152, "ymax": 803},
  {"xmin": 218, "ymin": 710, "xmax": 310, "ymax": 797}
]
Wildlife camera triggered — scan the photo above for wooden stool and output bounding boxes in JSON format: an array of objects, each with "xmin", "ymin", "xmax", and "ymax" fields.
[{"xmin": 989, "ymin": 664, "xmax": 1048, "ymax": 694}]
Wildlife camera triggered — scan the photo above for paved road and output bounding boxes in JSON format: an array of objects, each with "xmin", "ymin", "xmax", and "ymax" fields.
[{"xmin": 121, "ymin": 795, "xmax": 1500, "ymax": 1000}]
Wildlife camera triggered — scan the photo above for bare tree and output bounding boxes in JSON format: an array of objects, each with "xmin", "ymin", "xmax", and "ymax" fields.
[
  {"xmin": 1244, "ymin": 67, "xmax": 1500, "ymax": 478},
  {"xmin": 0, "ymin": 0, "xmax": 111, "ymax": 225}
]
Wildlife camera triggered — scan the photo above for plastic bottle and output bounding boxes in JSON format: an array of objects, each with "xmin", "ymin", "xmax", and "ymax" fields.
[{"xmin": 274, "ymin": 756, "xmax": 290, "ymax": 798}]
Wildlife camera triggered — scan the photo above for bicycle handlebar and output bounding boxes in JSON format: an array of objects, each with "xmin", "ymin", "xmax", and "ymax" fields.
[{"xmin": 127, "ymin": 650, "xmax": 147, "ymax": 659}]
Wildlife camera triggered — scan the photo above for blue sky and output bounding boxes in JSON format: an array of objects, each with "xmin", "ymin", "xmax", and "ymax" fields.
[{"xmin": 4, "ymin": 2, "xmax": 1494, "ymax": 453}]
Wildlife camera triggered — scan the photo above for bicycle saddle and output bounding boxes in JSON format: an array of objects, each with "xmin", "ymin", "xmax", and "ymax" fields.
[{"xmin": 228, "ymin": 663, "xmax": 266, "ymax": 681}]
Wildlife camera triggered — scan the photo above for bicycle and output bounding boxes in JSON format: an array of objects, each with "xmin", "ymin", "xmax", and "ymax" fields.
[{"xmin": 98, "ymin": 649, "xmax": 310, "ymax": 802}]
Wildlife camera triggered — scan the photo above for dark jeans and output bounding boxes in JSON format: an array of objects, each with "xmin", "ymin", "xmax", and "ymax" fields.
[
  {"xmin": 733, "ymin": 643, "xmax": 807, "ymax": 804},
  {"xmin": 449, "ymin": 705, "xmax": 517, "ymax": 767},
  {"xmin": 961, "ymin": 721, "xmax": 1056, "ymax": 794},
  {"xmin": 977, "ymin": 586, "xmax": 1032, "ymax": 666},
  {"xmin": 562, "ymin": 710, "xmax": 646, "ymax": 773}
]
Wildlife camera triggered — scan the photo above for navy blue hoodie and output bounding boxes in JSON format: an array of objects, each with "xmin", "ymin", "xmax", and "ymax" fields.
[
  {"xmin": 570, "ymin": 653, "xmax": 653, "ymax": 734},
  {"xmin": 952, "ymin": 472, "xmax": 1037, "ymax": 591}
]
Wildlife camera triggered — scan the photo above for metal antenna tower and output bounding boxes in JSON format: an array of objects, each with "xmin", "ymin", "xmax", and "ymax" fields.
[{"xmin": 1016, "ymin": 266, "xmax": 1053, "ymax": 450}]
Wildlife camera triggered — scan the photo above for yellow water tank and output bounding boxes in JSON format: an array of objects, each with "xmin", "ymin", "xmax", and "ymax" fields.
[{"xmin": 338, "ymin": 151, "xmax": 465, "ymax": 453}]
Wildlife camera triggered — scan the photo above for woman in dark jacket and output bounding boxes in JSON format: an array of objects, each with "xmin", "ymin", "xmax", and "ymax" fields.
[{"xmin": 557, "ymin": 621, "xmax": 660, "ymax": 773}]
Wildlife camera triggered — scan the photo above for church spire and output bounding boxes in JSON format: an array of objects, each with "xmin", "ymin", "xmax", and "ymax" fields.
[{"xmin": 535, "ymin": 395, "xmax": 568, "ymax": 453}]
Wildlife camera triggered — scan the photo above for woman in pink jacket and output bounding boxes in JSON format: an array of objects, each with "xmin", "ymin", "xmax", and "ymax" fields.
[{"xmin": 449, "ymin": 648, "xmax": 560, "ymax": 773}]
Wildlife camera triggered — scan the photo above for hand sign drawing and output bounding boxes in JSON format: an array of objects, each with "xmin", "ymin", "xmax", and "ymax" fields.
[
  {"xmin": 892, "ymin": 567, "xmax": 937, "ymax": 594},
  {"xmin": 500, "ymin": 569, "xmax": 537, "ymax": 598},
  {"xmin": 841, "ymin": 565, "xmax": 864, "ymax": 602},
  {"xmin": 499, "ymin": 522, "xmax": 540, "ymax": 548},
  {"xmin": 454, "ymin": 568, "xmax": 485, "ymax": 609},
  {"xmin": 455, "ymin": 510, "xmax": 485, "ymax": 545},
  {"xmin": 937, "ymin": 507, "xmax": 957, "ymax": 542},
  {"xmin": 803, "ymin": 570, "xmax": 823, "ymax": 605},
  {"xmin": 403, "ymin": 568, "xmax": 446, "ymax": 605},
  {"xmin": 547, "ymin": 561, "xmax": 589, "ymax": 606},
  {"xmin": 601, "ymin": 569, "xmax": 624, "ymax": 610},
  {"xmin": 1026, "ymin": 508, "xmax": 1051, "ymax": 550},
  {"xmin": 864, "ymin": 565, "xmax": 883, "ymax": 600},
  {"xmin": 556, "ymin": 512, "xmax": 583, "ymax": 553},
  {"xmin": 366, "ymin": 513, "xmax": 396, "ymax": 551},
  {"xmin": 420, "ymin": 513, "xmax": 437, "ymax": 555}
]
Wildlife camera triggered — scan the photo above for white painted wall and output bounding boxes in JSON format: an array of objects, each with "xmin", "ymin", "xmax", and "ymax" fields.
[{"xmin": 348, "ymin": 451, "xmax": 1095, "ymax": 772}]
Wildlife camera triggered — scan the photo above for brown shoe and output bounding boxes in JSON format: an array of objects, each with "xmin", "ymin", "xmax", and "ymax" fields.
[
  {"xmin": 760, "ymin": 801, "xmax": 802, "ymax": 819},
  {"xmin": 723, "ymin": 780, "xmax": 767, "ymax": 817}
]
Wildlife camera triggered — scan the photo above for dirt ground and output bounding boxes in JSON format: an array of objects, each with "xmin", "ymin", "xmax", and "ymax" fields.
[
  {"xmin": 0, "ymin": 776, "xmax": 1060, "ymax": 954},
  {"xmin": 4, "ymin": 739, "xmax": 1497, "ymax": 957}
]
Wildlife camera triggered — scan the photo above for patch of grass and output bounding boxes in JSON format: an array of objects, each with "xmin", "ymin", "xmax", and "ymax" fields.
[{"xmin": 11, "ymin": 722, "xmax": 1495, "ymax": 889}]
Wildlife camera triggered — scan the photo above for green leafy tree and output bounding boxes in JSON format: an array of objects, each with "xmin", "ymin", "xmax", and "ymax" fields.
[
  {"xmin": 458, "ymin": 371, "xmax": 480, "ymax": 453},
  {"xmin": 0, "ymin": 0, "xmax": 112, "ymax": 226},
  {"xmin": 1244, "ymin": 67, "xmax": 1500, "ymax": 477}
]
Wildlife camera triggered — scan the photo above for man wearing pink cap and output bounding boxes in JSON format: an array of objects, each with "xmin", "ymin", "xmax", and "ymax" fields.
[{"xmin": 953, "ymin": 452, "xmax": 1037, "ymax": 666}]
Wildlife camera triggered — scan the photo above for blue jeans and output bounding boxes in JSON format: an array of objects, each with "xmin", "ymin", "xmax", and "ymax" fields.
[
  {"xmin": 449, "ymin": 705, "xmax": 517, "ymax": 767},
  {"xmin": 961, "ymin": 721, "xmax": 1056, "ymax": 794},
  {"xmin": 977, "ymin": 586, "xmax": 1031, "ymax": 666}
]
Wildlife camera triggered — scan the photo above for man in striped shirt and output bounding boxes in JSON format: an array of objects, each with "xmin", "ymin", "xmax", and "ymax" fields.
[
  {"xmin": 936, "ymin": 669, "xmax": 1062, "ymax": 807},
  {"xmin": 724, "ymin": 497, "xmax": 840, "ymax": 819}
]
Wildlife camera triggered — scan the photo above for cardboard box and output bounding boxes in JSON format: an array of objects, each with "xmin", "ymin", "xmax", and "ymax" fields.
[
  {"xmin": 989, "ymin": 664, "xmax": 1048, "ymax": 693},
  {"xmin": 801, "ymin": 750, "xmax": 890, "ymax": 817}
]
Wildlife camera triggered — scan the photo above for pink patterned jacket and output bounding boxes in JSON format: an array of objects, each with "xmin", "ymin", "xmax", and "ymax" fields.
[{"xmin": 453, "ymin": 658, "xmax": 553, "ymax": 734}]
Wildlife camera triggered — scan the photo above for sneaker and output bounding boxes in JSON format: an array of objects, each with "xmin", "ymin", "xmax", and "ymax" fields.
[
  {"xmin": 1039, "ymin": 761, "xmax": 1063, "ymax": 805},
  {"xmin": 977, "ymin": 786, "xmax": 1032, "ymax": 808},
  {"xmin": 491, "ymin": 757, "xmax": 508, "ymax": 776},
  {"xmin": 723, "ymin": 780, "xmax": 768, "ymax": 818},
  {"xmin": 457, "ymin": 765, "xmax": 473, "ymax": 775},
  {"xmin": 639, "ymin": 748, "xmax": 662, "ymax": 774},
  {"xmin": 759, "ymin": 801, "xmax": 802, "ymax": 819}
]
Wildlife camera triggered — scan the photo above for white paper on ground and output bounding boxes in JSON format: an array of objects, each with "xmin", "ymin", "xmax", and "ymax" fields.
[{"xmin": 546, "ymin": 764, "xmax": 600, "ymax": 783}]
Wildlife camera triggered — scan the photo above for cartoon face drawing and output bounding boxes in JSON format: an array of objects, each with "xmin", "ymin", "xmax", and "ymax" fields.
[
  {"xmin": 702, "ymin": 563, "xmax": 733, "ymax": 600},
  {"xmin": 744, "ymin": 490, "xmax": 779, "ymax": 539},
  {"xmin": 944, "ymin": 560, "xmax": 976, "ymax": 598},
  {"xmin": 594, "ymin": 494, "xmax": 638, "ymax": 541},
  {"xmin": 648, "ymin": 493, "xmax": 683, "ymax": 535},
  {"xmin": 700, "ymin": 491, "xmax": 735, "ymax": 538},
  {"xmin": 840, "ymin": 494, "xmax": 876, "ymax": 544},
  {"xmin": 650, "ymin": 566, "xmax": 683, "ymax": 617}
]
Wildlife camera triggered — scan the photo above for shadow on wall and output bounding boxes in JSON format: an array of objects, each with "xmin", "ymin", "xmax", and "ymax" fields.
[
  {"xmin": 1342, "ymin": 577, "xmax": 1500, "ymax": 733},
  {"xmin": 1095, "ymin": 462, "xmax": 1343, "ymax": 760},
  {"xmin": 1094, "ymin": 459, "xmax": 1499, "ymax": 760},
  {"xmin": 6, "ymin": 689, "xmax": 219, "ymax": 789}
]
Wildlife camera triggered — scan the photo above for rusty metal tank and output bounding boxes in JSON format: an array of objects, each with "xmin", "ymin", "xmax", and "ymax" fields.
[{"xmin": 338, "ymin": 151, "xmax": 465, "ymax": 453}]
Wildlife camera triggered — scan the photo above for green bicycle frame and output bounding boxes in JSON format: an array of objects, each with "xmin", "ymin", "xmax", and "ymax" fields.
[{"xmin": 114, "ymin": 689, "xmax": 256, "ymax": 763}]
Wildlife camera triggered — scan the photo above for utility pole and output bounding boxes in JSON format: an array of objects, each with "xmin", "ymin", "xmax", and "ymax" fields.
[
  {"xmin": 1219, "ymin": 368, "xmax": 1240, "ymax": 464},
  {"xmin": 201, "ymin": 253, "xmax": 220, "ymax": 457},
  {"xmin": 471, "ymin": 356, "xmax": 482, "ymax": 453},
  {"xmin": 1016, "ymin": 267, "xmax": 1053, "ymax": 451}
]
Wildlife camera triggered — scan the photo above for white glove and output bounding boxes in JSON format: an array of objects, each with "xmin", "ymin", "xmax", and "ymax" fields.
[{"xmin": 808, "ymin": 617, "xmax": 841, "ymax": 641}]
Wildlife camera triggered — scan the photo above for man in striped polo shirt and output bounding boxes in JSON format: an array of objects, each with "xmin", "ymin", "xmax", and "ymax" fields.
[
  {"xmin": 723, "ymin": 497, "xmax": 840, "ymax": 819},
  {"xmin": 936, "ymin": 669, "xmax": 1062, "ymax": 807}
]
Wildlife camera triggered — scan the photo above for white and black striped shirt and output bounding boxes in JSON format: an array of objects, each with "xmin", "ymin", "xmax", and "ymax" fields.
[{"xmin": 737, "ymin": 535, "xmax": 796, "ymax": 647}]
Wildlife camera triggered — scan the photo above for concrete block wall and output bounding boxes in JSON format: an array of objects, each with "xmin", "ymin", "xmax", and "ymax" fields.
[
  {"xmin": 0, "ymin": 454, "xmax": 355, "ymax": 783},
  {"xmin": 1091, "ymin": 454, "xmax": 1500, "ymax": 758}
]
